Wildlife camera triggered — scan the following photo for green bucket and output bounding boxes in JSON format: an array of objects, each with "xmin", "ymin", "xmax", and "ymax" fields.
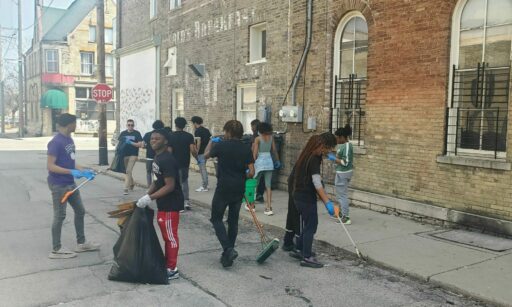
[{"xmin": 245, "ymin": 179, "xmax": 258, "ymax": 204}]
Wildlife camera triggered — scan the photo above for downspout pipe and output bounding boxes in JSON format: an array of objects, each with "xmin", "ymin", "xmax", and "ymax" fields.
[{"xmin": 290, "ymin": 0, "xmax": 313, "ymax": 106}]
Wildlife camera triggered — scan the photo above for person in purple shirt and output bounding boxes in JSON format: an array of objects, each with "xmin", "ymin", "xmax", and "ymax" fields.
[{"xmin": 47, "ymin": 113, "xmax": 100, "ymax": 259}]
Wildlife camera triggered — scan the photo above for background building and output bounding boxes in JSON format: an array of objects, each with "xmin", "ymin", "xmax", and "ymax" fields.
[
  {"xmin": 25, "ymin": 0, "xmax": 117, "ymax": 136},
  {"xmin": 118, "ymin": 0, "xmax": 512, "ymax": 235}
]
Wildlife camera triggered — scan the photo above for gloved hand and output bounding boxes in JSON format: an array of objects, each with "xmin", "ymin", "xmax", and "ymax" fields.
[
  {"xmin": 327, "ymin": 153, "xmax": 337, "ymax": 162},
  {"xmin": 325, "ymin": 200, "xmax": 335, "ymax": 216},
  {"xmin": 211, "ymin": 137, "xmax": 221, "ymax": 143},
  {"xmin": 136, "ymin": 194, "xmax": 152, "ymax": 208},
  {"xmin": 70, "ymin": 169, "xmax": 84, "ymax": 179},
  {"xmin": 82, "ymin": 169, "xmax": 96, "ymax": 180},
  {"xmin": 274, "ymin": 160, "xmax": 282, "ymax": 169}
]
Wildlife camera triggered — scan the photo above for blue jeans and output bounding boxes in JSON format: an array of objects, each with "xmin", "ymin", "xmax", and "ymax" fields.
[
  {"xmin": 335, "ymin": 171, "xmax": 353, "ymax": 217},
  {"xmin": 197, "ymin": 154, "xmax": 208, "ymax": 189},
  {"xmin": 48, "ymin": 182, "xmax": 86, "ymax": 251}
]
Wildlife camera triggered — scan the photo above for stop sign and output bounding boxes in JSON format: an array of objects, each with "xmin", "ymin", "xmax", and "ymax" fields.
[{"xmin": 92, "ymin": 83, "xmax": 113, "ymax": 103}]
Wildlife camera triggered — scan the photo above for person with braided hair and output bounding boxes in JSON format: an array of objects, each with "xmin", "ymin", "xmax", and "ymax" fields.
[
  {"xmin": 204, "ymin": 120, "xmax": 255, "ymax": 268},
  {"xmin": 289, "ymin": 132, "xmax": 337, "ymax": 268}
]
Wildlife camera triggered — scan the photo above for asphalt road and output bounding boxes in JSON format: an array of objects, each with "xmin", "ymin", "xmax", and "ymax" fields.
[{"xmin": 0, "ymin": 147, "xmax": 487, "ymax": 307}]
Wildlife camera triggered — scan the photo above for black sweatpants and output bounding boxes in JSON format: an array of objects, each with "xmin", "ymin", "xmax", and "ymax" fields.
[
  {"xmin": 210, "ymin": 191, "xmax": 243, "ymax": 251},
  {"xmin": 294, "ymin": 195, "xmax": 318, "ymax": 259}
]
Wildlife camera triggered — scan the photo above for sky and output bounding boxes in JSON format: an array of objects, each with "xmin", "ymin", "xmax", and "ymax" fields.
[{"xmin": 1, "ymin": 0, "xmax": 74, "ymax": 74}]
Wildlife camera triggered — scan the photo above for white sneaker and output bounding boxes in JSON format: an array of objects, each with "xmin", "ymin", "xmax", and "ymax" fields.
[
  {"xmin": 185, "ymin": 201, "xmax": 192, "ymax": 210},
  {"xmin": 75, "ymin": 241, "xmax": 101, "ymax": 253},
  {"xmin": 244, "ymin": 204, "xmax": 255, "ymax": 212},
  {"xmin": 49, "ymin": 247, "xmax": 77, "ymax": 259},
  {"xmin": 195, "ymin": 186, "xmax": 209, "ymax": 192},
  {"xmin": 264, "ymin": 209, "xmax": 274, "ymax": 216}
]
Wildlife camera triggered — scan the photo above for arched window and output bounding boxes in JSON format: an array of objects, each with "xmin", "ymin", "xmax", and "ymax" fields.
[
  {"xmin": 332, "ymin": 13, "xmax": 368, "ymax": 144},
  {"xmin": 446, "ymin": 0, "xmax": 512, "ymax": 158}
]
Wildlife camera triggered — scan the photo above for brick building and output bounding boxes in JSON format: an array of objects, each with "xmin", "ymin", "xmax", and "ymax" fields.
[
  {"xmin": 25, "ymin": 0, "xmax": 117, "ymax": 136},
  {"xmin": 118, "ymin": 0, "xmax": 512, "ymax": 235}
]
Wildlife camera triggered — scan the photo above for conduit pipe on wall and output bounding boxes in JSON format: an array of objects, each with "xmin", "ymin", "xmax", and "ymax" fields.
[{"xmin": 290, "ymin": 0, "xmax": 313, "ymax": 106}]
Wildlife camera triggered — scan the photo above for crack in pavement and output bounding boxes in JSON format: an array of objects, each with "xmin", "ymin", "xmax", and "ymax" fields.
[
  {"xmin": 179, "ymin": 271, "xmax": 230, "ymax": 307},
  {"xmin": 0, "ymin": 260, "xmax": 109, "ymax": 282}
]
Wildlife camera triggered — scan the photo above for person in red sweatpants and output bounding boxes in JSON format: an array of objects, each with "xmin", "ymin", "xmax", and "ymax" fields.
[{"xmin": 137, "ymin": 129, "xmax": 184, "ymax": 280}]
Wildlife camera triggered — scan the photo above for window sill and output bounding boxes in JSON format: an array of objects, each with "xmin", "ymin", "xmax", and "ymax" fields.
[
  {"xmin": 246, "ymin": 59, "xmax": 267, "ymax": 65},
  {"xmin": 436, "ymin": 155, "xmax": 511, "ymax": 171},
  {"xmin": 353, "ymin": 145, "xmax": 367, "ymax": 155}
]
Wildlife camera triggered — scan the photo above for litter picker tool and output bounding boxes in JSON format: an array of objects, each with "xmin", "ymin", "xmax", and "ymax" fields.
[
  {"xmin": 60, "ymin": 170, "xmax": 103, "ymax": 204},
  {"xmin": 244, "ymin": 179, "xmax": 279, "ymax": 264},
  {"xmin": 328, "ymin": 185, "xmax": 367, "ymax": 261},
  {"xmin": 336, "ymin": 214, "xmax": 366, "ymax": 261},
  {"xmin": 61, "ymin": 178, "xmax": 93, "ymax": 204}
]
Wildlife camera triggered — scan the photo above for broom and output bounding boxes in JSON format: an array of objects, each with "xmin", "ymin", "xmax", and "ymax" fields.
[{"xmin": 243, "ymin": 195, "xmax": 280, "ymax": 263}]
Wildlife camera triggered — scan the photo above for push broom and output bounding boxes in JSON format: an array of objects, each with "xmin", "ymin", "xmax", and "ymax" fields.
[{"xmin": 244, "ymin": 179, "xmax": 279, "ymax": 264}]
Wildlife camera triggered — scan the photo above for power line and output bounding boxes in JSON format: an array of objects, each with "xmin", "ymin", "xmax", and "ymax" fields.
[{"xmin": 21, "ymin": 0, "xmax": 56, "ymax": 31}]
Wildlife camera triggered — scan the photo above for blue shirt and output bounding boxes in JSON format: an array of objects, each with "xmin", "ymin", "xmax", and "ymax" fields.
[{"xmin": 47, "ymin": 133, "xmax": 76, "ymax": 186}]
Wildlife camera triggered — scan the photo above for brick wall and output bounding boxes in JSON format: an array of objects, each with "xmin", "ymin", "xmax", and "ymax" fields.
[{"xmin": 119, "ymin": 0, "xmax": 512, "ymax": 222}]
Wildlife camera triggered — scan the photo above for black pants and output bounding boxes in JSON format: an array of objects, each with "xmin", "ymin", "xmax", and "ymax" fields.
[
  {"xmin": 284, "ymin": 188, "xmax": 301, "ymax": 247},
  {"xmin": 210, "ymin": 191, "xmax": 243, "ymax": 251},
  {"xmin": 294, "ymin": 196, "xmax": 318, "ymax": 259}
]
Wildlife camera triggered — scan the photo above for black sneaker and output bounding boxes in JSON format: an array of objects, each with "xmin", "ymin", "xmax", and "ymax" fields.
[
  {"xmin": 300, "ymin": 257, "xmax": 324, "ymax": 268},
  {"xmin": 256, "ymin": 195, "xmax": 264, "ymax": 203},
  {"xmin": 289, "ymin": 249, "xmax": 303, "ymax": 260},
  {"xmin": 167, "ymin": 268, "xmax": 179, "ymax": 280},
  {"xmin": 221, "ymin": 248, "xmax": 237, "ymax": 267},
  {"xmin": 282, "ymin": 244, "xmax": 295, "ymax": 252}
]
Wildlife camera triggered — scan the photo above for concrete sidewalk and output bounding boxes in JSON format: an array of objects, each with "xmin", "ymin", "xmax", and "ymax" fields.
[{"xmin": 86, "ymin": 156, "xmax": 512, "ymax": 307}]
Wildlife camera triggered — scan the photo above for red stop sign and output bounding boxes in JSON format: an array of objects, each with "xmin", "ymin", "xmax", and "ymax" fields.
[{"xmin": 92, "ymin": 83, "xmax": 113, "ymax": 103}]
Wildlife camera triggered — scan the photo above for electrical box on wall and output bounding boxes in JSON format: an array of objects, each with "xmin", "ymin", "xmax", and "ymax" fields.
[
  {"xmin": 279, "ymin": 106, "xmax": 303, "ymax": 123},
  {"xmin": 259, "ymin": 105, "xmax": 271, "ymax": 123}
]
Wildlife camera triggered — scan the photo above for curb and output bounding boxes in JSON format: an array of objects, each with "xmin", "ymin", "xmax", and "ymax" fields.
[{"xmin": 93, "ymin": 166, "xmax": 500, "ymax": 307}]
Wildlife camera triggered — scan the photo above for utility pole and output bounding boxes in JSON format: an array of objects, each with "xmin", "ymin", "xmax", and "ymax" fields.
[
  {"xmin": 97, "ymin": 0, "xmax": 108, "ymax": 165},
  {"xmin": 115, "ymin": 0, "xmax": 121, "ymax": 135},
  {"xmin": 0, "ymin": 25, "xmax": 5, "ymax": 136},
  {"xmin": 17, "ymin": 0, "xmax": 24, "ymax": 137}
]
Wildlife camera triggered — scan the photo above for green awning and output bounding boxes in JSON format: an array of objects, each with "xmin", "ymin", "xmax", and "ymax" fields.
[{"xmin": 40, "ymin": 89, "xmax": 68, "ymax": 109}]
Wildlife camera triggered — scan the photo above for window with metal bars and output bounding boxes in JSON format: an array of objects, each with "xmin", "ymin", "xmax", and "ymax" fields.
[
  {"xmin": 331, "ymin": 74, "xmax": 366, "ymax": 146},
  {"xmin": 445, "ymin": 63, "xmax": 510, "ymax": 158}
]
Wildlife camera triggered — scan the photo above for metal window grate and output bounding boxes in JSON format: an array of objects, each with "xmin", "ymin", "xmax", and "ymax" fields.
[
  {"xmin": 331, "ymin": 74, "xmax": 366, "ymax": 145},
  {"xmin": 445, "ymin": 63, "xmax": 510, "ymax": 158}
]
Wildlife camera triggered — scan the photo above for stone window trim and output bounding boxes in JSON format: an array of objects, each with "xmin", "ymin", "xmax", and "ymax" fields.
[
  {"xmin": 170, "ymin": 0, "xmax": 182, "ymax": 10},
  {"xmin": 80, "ymin": 51, "xmax": 94, "ymax": 76},
  {"xmin": 164, "ymin": 47, "xmax": 177, "ymax": 76},
  {"xmin": 436, "ymin": 155, "xmax": 511, "ymax": 171},
  {"xmin": 236, "ymin": 84, "xmax": 258, "ymax": 133},
  {"xmin": 172, "ymin": 89, "xmax": 185, "ymax": 123},
  {"xmin": 331, "ymin": 11, "xmax": 368, "ymax": 146},
  {"xmin": 150, "ymin": 0, "xmax": 157, "ymax": 20},
  {"xmin": 249, "ymin": 23, "xmax": 267, "ymax": 63},
  {"xmin": 444, "ymin": 0, "xmax": 512, "ymax": 160},
  {"xmin": 89, "ymin": 26, "xmax": 96, "ymax": 43},
  {"xmin": 45, "ymin": 49, "xmax": 59, "ymax": 73}
]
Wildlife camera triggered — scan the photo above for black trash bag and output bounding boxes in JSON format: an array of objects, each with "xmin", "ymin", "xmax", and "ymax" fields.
[
  {"xmin": 108, "ymin": 207, "xmax": 168, "ymax": 284},
  {"xmin": 110, "ymin": 142, "xmax": 127, "ymax": 174}
]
